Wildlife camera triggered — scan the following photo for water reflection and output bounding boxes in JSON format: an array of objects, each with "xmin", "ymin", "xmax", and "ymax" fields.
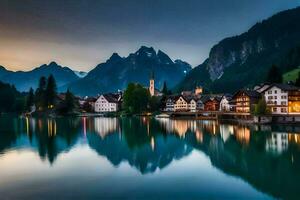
[{"xmin": 0, "ymin": 116, "xmax": 300, "ymax": 199}]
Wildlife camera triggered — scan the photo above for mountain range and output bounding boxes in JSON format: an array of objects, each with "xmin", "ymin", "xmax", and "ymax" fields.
[
  {"xmin": 64, "ymin": 46, "xmax": 191, "ymax": 96},
  {"xmin": 1, "ymin": 6, "xmax": 300, "ymax": 95},
  {"xmin": 0, "ymin": 47, "xmax": 191, "ymax": 96},
  {"xmin": 0, "ymin": 62, "xmax": 79, "ymax": 92},
  {"xmin": 176, "ymin": 6, "xmax": 300, "ymax": 93}
]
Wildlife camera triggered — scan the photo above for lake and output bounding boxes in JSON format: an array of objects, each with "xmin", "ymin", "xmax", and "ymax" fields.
[{"xmin": 0, "ymin": 116, "xmax": 299, "ymax": 199}]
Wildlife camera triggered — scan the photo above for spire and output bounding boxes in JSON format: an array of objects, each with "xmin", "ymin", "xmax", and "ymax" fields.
[{"xmin": 150, "ymin": 70, "xmax": 154, "ymax": 80}]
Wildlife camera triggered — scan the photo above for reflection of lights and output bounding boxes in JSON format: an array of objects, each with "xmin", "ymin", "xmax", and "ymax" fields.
[
  {"xmin": 47, "ymin": 119, "xmax": 56, "ymax": 136},
  {"xmin": 288, "ymin": 134, "xmax": 300, "ymax": 145},
  {"xmin": 38, "ymin": 119, "xmax": 43, "ymax": 131},
  {"xmin": 82, "ymin": 117, "xmax": 87, "ymax": 137},
  {"xmin": 25, "ymin": 117, "xmax": 29, "ymax": 135},
  {"xmin": 195, "ymin": 130, "xmax": 203, "ymax": 143},
  {"xmin": 234, "ymin": 126, "xmax": 250, "ymax": 145},
  {"xmin": 151, "ymin": 137, "xmax": 155, "ymax": 150}
]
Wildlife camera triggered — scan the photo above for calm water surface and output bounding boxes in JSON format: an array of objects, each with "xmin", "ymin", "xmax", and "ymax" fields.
[{"xmin": 0, "ymin": 116, "xmax": 300, "ymax": 199}]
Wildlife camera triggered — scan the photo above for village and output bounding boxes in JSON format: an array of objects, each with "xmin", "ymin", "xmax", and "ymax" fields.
[{"xmin": 77, "ymin": 74, "xmax": 300, "ymax": 123}]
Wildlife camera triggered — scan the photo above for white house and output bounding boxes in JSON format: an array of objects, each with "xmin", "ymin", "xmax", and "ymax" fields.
[
  {"xmin": 165, "ymin": 97, "xmax": 175, "ymax": 112},
  {"xmin": 219, "ymin": 94, "xmax": 233, "ymax": 112},
  {"xmin": 263, "ymin": 84, "xmax": 300, "ymax": 115},
  {"xmin": 95, "ymin": 93, "xmax": 122, "ymax": 113},
  {"xmin": 174, "ymin": 96, "xmax": 189, "ymax": 111},
  {"xmin": 189, "ymin": 98, "xmax": 197, "ymax": 112}
]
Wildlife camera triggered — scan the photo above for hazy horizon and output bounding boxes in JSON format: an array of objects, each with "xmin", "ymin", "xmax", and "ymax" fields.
[{"xmin": 1, "ymin": 0, "xmax": 300, "ymax": 72}]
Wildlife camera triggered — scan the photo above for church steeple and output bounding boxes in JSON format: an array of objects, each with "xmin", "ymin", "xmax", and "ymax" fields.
[{"xmin": 149, "ymin": 71, "xmax": 155, "ymax": 96}]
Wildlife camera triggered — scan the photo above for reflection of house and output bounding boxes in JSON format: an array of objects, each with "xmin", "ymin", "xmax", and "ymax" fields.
[
  {"xmin": 219, "ymin": 94, "xmax": 233, "ymax": 112},
  {"xmin": 94, "ymin": 117, "xmax": 119, "ymax": 138},
  {"xmin": 263, "ymin": 84, "xmax": 300, "ymax": 115},
  {"xmin": 234, "ymin": 126, "xmax": 250, "ymax": 145},
  {"xmin": 219, "ymin": 124, "xmax": 234, "ymax": 142},
  {"xmin": 266, "ymin": 133, "xmax": 288, "ymax": 154},
  {"xmin": 95, "ymin": 93, "xmax": 122, "ymax": 112},
  {"xmin": 232, "ymin": 90, "xmax": 261, "ymax": 113}
]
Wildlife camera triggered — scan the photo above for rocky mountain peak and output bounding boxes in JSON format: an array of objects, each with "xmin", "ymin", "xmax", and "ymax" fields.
[
  {"xmin": 135, "ymin": 46, "xmax": 156, "ymax": 57},
  {"xmin": 157, "ymin": 50, "xmax": 173, "ymax": 64},
  {"xmin": 108, "ymin": 53, "xmax": 122, "ymax": 63}
]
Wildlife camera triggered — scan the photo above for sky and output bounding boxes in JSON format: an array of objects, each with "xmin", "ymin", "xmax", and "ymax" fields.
[{"xmin": 0, "ymin": 0, "xmax": 300, "ymax": 72}]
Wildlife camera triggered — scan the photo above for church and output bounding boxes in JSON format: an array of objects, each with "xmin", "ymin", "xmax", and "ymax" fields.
[{"xmin": 149, "ymin": 71, "xmax": 163, "ymax": 97}]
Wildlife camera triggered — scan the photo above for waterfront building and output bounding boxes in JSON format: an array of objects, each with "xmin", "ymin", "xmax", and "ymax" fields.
[
  {"xmin": 232, "ymin": 90, "xmax": 261, "ymax": 113},
  {"xmin": 262, "ymin": 84, "xmax": 300, "ymax": 114},
  {"xmin": 219, "ymin": 94, "xmax": 233, "ymax": 112},
  {"xmin": 174, "ymin": 95, "xmax": 189, "ymax": 111},
  {"xmin": 196, "ymin": 99, "xmax": 205, "ymax": 110},
  {"xmin": 189, "ymin": 98, "xmax": 197, "ymax": 112},
  {"xmin": 203, "ymin": 97, "xmax": 221, "ymax": 111},
  {"xmin": 165, "ymin": 96, "xmax": 176, "ymax": 112},
  {"xmin": 95, "ymin": 93, "xmax": 122, "ymax": 112}
]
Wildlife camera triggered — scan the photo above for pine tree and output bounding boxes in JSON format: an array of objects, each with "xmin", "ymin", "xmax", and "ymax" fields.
[
  {"xmin": 46, "ymin": 75, "xmax": 57, "ymax": 108},
  {"xmin": 26, "ymin": 88, "xmax": 35, "ymax": 111},
  {"xmin": 266, "ymin": 65, "xmax": 282, "ymax": 83},
  {"xmin": 65, "ymin": 89, "xmax": 76, "ymax": 113},
  {"xmin": 35, "ymin": 76, "xmax": 47, "ymax": 110}
]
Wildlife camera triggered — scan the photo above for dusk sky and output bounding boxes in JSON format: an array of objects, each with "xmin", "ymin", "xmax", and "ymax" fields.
[{"xmin": 1, "ymin": 0, "xmax": 300, "ymax": 72}]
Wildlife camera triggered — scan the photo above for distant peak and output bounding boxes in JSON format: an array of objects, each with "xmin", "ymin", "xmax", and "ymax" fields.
[
  {"xmin": 48, "ymin": 61, "xmax": 59, "ymax": 67},
  {"xmin": 135, "ymin": 46, "xmax": 157, "ymax": 59},
  {"xmin": 108, "ymin": 53, "xmax": 122, "ymax": 62},
  {"xmin": 136, "ymin": 46, "xmax": 155, "ymax": 53}
]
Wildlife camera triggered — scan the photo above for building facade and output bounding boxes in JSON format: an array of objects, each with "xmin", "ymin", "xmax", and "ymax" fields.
[
  {"xmin": 219, "ymin": 94, "xmax": 233, "ymax": 112},
  {"xmin": 174, "ymin": 96, "xmax": 189, "ymax": 111},
  {"xmin": 263, "ymin": 84, "xmax": 300, "ymax": 115},
  {"xmin": 232, "ymin": 90, "xmax": 261, "ymax": 113},
  {"xmin": 95, "ymin": 93, "xmax": 122, "ymax": 112}
]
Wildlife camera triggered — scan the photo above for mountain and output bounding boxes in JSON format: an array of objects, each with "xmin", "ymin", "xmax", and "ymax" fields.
[
  {"xmin": 73, "ymin": 70, "xmax": 88, "ymax": 78},
  {"xmin": 0, "ymin": 62, "xmax": 79, "ymax": 92},
  {"xmin": 65, "ymin": 46, "xmax": 191, "ymax": 96},
  {"xmin": 177, "ymin": 6, "xmax": 300, "ymax": 93}
]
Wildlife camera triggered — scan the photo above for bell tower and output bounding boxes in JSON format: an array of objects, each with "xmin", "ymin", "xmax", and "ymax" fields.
[{"xmin": 149, "ymin": 71, "xmax": 155, "ymax": 96}]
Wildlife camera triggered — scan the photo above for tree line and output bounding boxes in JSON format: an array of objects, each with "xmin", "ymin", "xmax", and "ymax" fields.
[
  {"xmin": 26, "ymin": 75, "xmax": 78, "ymax": 115},
  {"xmin": 0, "ymin": 75, "xmax": 77, "ymax": 115},
  {"xmin": 122, "ymin": 81, "xmax": 171, "ymax": 114}
]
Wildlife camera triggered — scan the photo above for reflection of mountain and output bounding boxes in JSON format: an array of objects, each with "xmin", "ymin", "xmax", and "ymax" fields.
[
  {"xmin": 1, "ymin": 116, "xmax": 300, "ymax": 198},
  {"xmin": 156, "ymin": 118, "xmax": 300, "ymax": 199},
  {"xmin": 87, "ymin": 117, "xmax": 192, "ymax": 174}
]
